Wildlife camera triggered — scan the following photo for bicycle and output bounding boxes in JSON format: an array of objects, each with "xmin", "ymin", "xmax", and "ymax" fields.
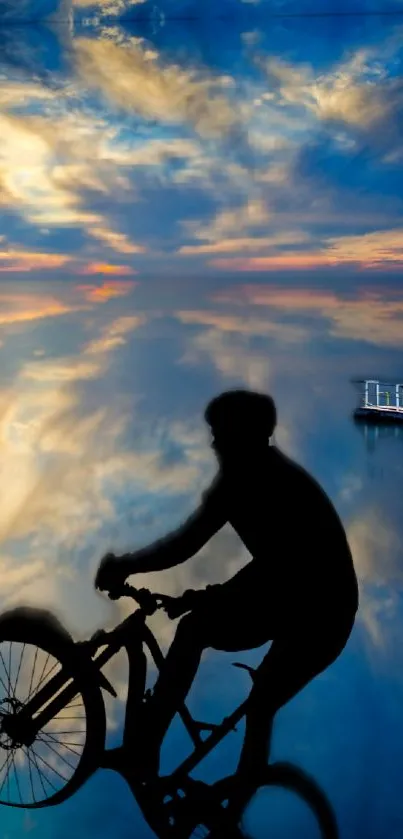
[{"xmin": 0, "ymin": 583, "xmax": 339, "ymax": 838}]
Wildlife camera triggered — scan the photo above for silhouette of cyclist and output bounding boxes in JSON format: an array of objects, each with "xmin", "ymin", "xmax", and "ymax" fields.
[{"xmin": 95, "ymin": 390, "xmax": 359, "ymax": 783}]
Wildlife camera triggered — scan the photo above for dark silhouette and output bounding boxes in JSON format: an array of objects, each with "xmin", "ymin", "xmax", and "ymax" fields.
[
  {"xmin": 0, "ymin": 389, "xmax": 357, "ymax": 838},
  {"xmin": 0, "ymin": 569, "xmax": 339, "ymax": 837},
  {"xmin": 95, "ymin": 390, "xmax": 359, "ymax": 786}
]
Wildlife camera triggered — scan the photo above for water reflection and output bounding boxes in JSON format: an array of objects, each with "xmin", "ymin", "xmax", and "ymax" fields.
[
  {"xmin": 1, "ymin": 5, "xmax": 403, "ymax": 839},
  {"xmin": 354, "ymin": 420, "xmax": 403, "ymax": 453}
]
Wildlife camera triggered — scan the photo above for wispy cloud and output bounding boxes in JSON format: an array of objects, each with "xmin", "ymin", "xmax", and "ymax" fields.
[
  {"xmin": 0, "ymin": 280, "xmax": 138, "ymax": 335},
  {"xmin": 176, "ymin": 309, "xmax": 307, "ymax": 342},
  {"xmin": 207, "ymin": 228, "xmax": 403, "ymax": 271},
  {"xmin": 260, "ymin": 46, "xmax": 402, "ymax": 141},
  {"xmin": 0, "ymin": 288, "xmax": 85, "ymax": 327},
  {"xmin": 179, "ymin": 233, "xmax": 311, "ymax": 255},
  {"xmin": 74, "ymin": 37, "xmax": 239, "ymax": 139},
  {"xmin": 348, "ymin": 509, "xmax": 402, "ymax": 651},
  {"xmin": 0, "ymin": 247, "xmax": 73, "ymax": 273},
  {"xmin": 212, "ymin": 285, "xmax": 403, "ymax": 347},
  {"xmin": 0, "ymin": 307, "xmax": 147, "ymax": 583},
  {"xmin": 72, "ymin": 0, "xmax": 147, "ymax": 11},
  {"xmin": 87, "ymin": 227, "xmax": 146, "ymax": 255},
  {"xmin": 0, "ymin": 82, "xmax": 146, "ymax": 256}
]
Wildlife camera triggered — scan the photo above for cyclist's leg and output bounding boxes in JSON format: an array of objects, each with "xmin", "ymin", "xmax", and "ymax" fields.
[
  {"xmin": 135, "ymin": 588, "xmax": 274, "ymax": 775},
  {"xmin": 143, "ymin": 610, "xmax": 207, "ymax": 755},
  {"xmin": 237, "ymin": 617, "xmax": 355, "ymax": 778}
]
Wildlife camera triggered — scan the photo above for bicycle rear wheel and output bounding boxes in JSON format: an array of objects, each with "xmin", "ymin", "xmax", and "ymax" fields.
[
  {"xmin": 232, "ymin": 763, "xmax": 338, "ymax": 839},
  {"xmin": 200, "ymin": 763, "xmax": 338, "ymax": 839},
  {"xmin": 0, "ymin": 607, "xmax": 106, "ymax": 809}
]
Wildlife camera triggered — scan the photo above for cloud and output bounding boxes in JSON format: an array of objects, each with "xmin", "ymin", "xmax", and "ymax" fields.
[
  {"xmin": 347, "ymin": 510, "xmax": 402, "ymax": 651},
  {"xmin": 0, "ymin": 80, "xmax": 56, "ymax": 110},
  {"xmin": 105, "ymin": 138, "xmax": 201, "ymax": 169},
  {"xmin": 211, "ymin": 285, "xmax": 403, "ymax": 348},
  {"xmin": 262, "ymin": 49, "xmax": 399, "ymax": 135},
  {"xmin": 0, "ymin": 387, "xmax": 214, "ymax": 639},
  {"xmin": 177, "ymin": 319, "xmax": 273, "ymax": 392},
  {"xmin": 75, "ymin": 279, "xmax": 138, "ymax": 300},
  {"xmin": 18, "ymin": 311, "xmax": 145, "ymax": 386},
  {"xmin": 208, "ymin": 254, "xmax": 330, "ymax": 270},
  {"xmin": 87, "ymin": 227, "xmax": 146, "ymax": 255},
  {"xmin": 0, "ymin": 86, "xmax": 146, "ymax": 255},
  {"xmin": 84, "ymin": 313, "xmax": 147, "ymax": 353},
  {"xmin": 74, "ymin": 37, "xmax": 239, "ymax": 139},
  {"xmin": 0, "ymin": 247, "xmax": 73, "ymax": 273},
  {"xmin": 325, "ymin": 228, "xmax": 403, "ymax": 268},
  {"xmin": 207, "ymin": 228, "xmax": 403, "ymax": 271},
  {"xmin": 179, "ymin": 197, "xmax": 314, "ymax": 256},
  {"xmin": 182, "ymin": 198, "xmax": 271, "ymax": 242},
  {"xmin": 179, "ymin": 232, "xmax": 310, "ymax": 255},
  {"xmin": 21, "ymin": 358, "xmax": 103, "ymax": 383},
  {"xmin": 176, "ymin": 309, "xmax": 307, "ymax": 342},
  {"xmin": 0, "ymin": 110, "xmax": 102, "ymax": 226},
  {"xmin": 0, "ymin": 554, "xmax": 47, "ymax": 605},
  {"xmin": 0, "ymin": 281, "xmax": 139, "ymax": 339},
  {"xmin": 73, "ymin": 0, "xmax": 147, "ymax": 11},
  {"xmin": 77, "ymin": 263, "xmax": 137, "ymax": 275},
  {"xmin": 183, "ymin": 328, "xmax": 272, "ymax": 390},
  {"xmin": 0, "ymin": 303, "xmax": 207, "ymax": 613},
  {"xmin": 0, "ymin": 288, "xmax": 86, "ymax": 327}
]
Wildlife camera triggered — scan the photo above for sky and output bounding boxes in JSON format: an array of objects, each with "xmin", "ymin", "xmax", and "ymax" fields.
[{"xmin": 0, "ymin": 1, "xmax": 403, "ymax": 837}]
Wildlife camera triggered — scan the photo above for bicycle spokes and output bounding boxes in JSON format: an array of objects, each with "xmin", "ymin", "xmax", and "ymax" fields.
[{"xmin": 0, "ymin": 641, "xmax": 87, "ymax": 807}]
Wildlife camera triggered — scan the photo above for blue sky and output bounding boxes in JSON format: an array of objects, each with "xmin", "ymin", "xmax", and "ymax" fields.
[{"xmin": 1, "ymin": 4, "xmax": 403, "ymax": 838}]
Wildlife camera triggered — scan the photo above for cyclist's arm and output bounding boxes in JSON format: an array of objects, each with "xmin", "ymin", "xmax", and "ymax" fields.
[{"xmin": 121, "ymin": 476, "xmax": 227, "ymax": 574}]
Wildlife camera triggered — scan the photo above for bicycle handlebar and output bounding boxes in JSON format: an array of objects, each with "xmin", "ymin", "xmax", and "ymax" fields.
[{"xmin": 109, "ymin": 583, "xmax": 169, "ymax": 616}]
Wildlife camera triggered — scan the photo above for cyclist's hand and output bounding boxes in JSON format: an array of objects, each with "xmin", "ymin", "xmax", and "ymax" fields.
[
  {"xmin": 95, "ymin": 552, "xmax": 128, "ymax": 598},
  {"xmin": 160, "ymin": 594, "xmax": 191, "ymax": 620}
]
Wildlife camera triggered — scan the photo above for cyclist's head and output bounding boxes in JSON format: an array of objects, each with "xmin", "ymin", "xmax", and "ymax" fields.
[{"xmin": 204, "ymin": 389, "xmax": 277, "ymax": 458}]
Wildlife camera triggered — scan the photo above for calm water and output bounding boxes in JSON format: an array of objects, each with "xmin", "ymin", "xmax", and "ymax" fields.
[{"xmin": 1, "ymin": 2, "xmax": 403, "ymax": 837}]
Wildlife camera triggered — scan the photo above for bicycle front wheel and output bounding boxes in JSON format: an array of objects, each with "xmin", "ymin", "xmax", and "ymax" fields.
[{"xmin": 0, "ymin": 607, "xmax": 106, "ymax": 809}]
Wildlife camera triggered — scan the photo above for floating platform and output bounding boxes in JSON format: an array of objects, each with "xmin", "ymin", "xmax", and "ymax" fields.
[
  {"xmin": 353, "ymin": 379, "xmax": 403, "ymax": 424},
  {"xmin": 354, "ymin": 406, "xmax": 403, "ymax": 424}
]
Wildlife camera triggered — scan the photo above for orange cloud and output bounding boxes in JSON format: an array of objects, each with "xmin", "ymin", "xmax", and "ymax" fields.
[
  {"xmin": 0, "ymin": 250, "xmax": 72, "ymax": 273},
  {"xmin": 0, "ymin": 281, "xmax": 140, "ymax": 335},
  {"xmin": 77, "ymin": 263, "xmax": 137, "ymax": 276},
  {"xmin": 0, "ymin": 291, "xmax": 87, "ymax": 327},
  {"xmin": 88, "ymin": 227, "xmax": 146, "ymax": 255},
  {"xmin": 209, "ymin": 254, "xmax": 331, "ymax": 271},
  {"xmin": 208, "ymin": 229, "xmax": 403, "ymax": 272},
  {"xmin": 75, "ymin": 280, "xmax": 138, "ymax": 302}
]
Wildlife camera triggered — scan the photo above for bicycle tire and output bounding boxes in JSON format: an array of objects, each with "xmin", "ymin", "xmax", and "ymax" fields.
[
  {"xmin": 0, "ymin": 607, "xmax": 106, "ymax": 809},
  {"xmin": 201, "ymin": 762, "xmax": 338, "ymax": 839},
  {"xmin": 235, "ymin": 762, "xmax": 338, "ymax": 839}
]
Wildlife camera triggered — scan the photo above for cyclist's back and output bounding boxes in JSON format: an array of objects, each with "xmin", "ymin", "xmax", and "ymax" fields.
[{"xmin": 208, "ymin": 444, "xmax": 359, "ymax": 630}]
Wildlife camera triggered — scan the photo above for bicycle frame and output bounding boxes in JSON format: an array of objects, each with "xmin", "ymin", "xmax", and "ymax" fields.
[
  {"xmin": 0, "ymin": 594, "xmax": 339, "ymax": 839},
  {"xmin": 10, "ymin": 601, "xmax": 251, "ymax": 782},
  {"xmin": 135, "ymin": 619, "xmax": 250, "ymax": 783}
]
